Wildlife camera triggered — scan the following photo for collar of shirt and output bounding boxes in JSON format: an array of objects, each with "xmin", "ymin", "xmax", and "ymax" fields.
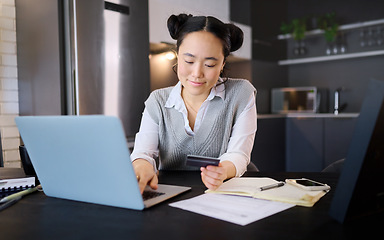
[
  {"xmin": 164, "ymin": 78, "xmax": 225, "ymax": 135},
  {"xmin": 164, "ymin": 78, "xmax": 225, "ymax": 110}
]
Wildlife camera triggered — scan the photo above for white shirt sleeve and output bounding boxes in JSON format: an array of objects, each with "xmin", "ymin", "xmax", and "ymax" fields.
[
  {"xmin": 219, "ymin": 92, "xmax": 257, "ymax": 177},
  {"xmin": 130, "ymin": 108, "xmax": 159, "ymax": 172}
]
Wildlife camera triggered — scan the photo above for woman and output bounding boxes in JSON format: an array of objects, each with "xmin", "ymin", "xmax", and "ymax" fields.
[{"xmin": 131, "ymin": 14, "xmax": 257, "ymax": 193}]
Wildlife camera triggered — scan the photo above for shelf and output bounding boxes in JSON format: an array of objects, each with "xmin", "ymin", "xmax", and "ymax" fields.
[
  {"xmin": 258, "ymin": 113, "xmax": 359, "ymax": 119},
  {"xmin": 278, "ymin": 50, "xmax": 384, "ymax": 65},
  {"xmin": 278, "ymin": 18, "xmax": 384, "ymax": 40}
]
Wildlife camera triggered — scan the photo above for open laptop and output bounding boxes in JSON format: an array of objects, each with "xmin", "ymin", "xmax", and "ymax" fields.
[{"xmin": 15, "ymin": 115, "xmax": 190, "ymax": 210}]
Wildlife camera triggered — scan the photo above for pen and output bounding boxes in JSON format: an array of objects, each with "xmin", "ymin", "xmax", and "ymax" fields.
[
  {"xmin": 0, "ymin": 196, "xmax": 22, "ymax": 211},
  {"xmin": 259, "ymin": 182, "xmax": 285, "ymax": 191},
  {"xmin": 0, "ymin": 186, "xmax": 39, "ymax": 204}
]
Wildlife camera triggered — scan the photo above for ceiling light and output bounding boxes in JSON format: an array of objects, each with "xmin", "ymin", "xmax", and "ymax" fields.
[{"xmin": 165, "ymin": 51, "xmax": 176, "ymax": 60}]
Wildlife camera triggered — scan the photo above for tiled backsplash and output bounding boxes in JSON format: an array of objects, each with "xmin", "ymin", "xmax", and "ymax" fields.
[{"xmin": 0, "ymin": 0, "xmax": 20, "ymax": 167}]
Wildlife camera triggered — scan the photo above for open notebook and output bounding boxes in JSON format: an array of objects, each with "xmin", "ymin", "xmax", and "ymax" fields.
[
  {"xmin": 15, "ymin": 115, "xmax": 190, "ymax": 210},
  {"xmin": 206, "ymin": 177, "xmax": 328, "ymax": 207}
]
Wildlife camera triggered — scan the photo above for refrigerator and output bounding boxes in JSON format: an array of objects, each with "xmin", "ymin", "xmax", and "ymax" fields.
[{"xmin": 16, "ymin": 0, "xmax": 150, "ymax": 138}]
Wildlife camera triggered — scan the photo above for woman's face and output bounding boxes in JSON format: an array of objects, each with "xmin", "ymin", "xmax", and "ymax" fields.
[{"xmin": 177, "ymin": 31, "xmax": 225, "ymax": 99}]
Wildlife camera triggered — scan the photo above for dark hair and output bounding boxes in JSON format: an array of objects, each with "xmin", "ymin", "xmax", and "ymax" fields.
[{"xmin": 167, "ymin": 14, "xmax": 244, "ymax": 61}]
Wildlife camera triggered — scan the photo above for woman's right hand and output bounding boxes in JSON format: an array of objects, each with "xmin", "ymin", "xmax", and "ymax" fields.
[{"xmin": 132, "ymin": 159, "xmax": 158, "ymax": 194}]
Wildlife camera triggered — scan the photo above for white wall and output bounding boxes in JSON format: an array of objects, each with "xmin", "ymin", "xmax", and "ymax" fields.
[
  {"xmin": 0, "ymin": 0, "xmax": 20, "ymax": 167},
  {"xmin": 149, "ymin": 0, "xmax": 251, "ymax": 60}
]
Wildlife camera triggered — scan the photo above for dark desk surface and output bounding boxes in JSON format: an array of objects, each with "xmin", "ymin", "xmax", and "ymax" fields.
[{"xmin": 0, "ymin": 168, "xmax": 382, "ymax": 240}]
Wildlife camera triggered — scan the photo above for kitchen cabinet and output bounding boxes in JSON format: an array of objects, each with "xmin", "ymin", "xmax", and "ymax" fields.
[
  {"xmin": 285, "ymin": 116, "xmax": 358, "ymax": 172},
  {"xmin": 251, "ymin": 118, "xmax": 286, "ymax": 171},
  {"xmin": 323, "ymin": 118, "xmax": 358, "ymax": 168},
  {"xmin": 286, "ymin": 118, "xmax": 324, "ymax": 172},
  {"xmin": 255, "ymin": 114, "xmax": 358, "ymax": 172}
]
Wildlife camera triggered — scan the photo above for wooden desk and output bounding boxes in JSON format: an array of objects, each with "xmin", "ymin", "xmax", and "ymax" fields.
[{"xmin": 0, "ymin": 168, "xmax": 382, "ymax": 239}]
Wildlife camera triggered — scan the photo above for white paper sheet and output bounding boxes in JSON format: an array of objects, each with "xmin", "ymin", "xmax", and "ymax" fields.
[{"xmin": 169, "ymin": 193, "xmax": 294, "ymax": 226}]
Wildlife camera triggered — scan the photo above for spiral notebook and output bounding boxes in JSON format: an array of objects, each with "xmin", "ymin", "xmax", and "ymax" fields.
[{"xmin": 0, "ymin": 177, "xmax": 36, "ymax": 198}]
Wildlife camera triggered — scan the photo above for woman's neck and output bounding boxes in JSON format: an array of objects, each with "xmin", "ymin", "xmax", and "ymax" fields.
[{"xmin": 181, "ymin": 88, "xmax": 209, "ymax": 108}]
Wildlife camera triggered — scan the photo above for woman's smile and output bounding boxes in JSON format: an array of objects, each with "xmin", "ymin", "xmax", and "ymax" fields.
[{"xmin": 188, "ymin": 79, "xmax": 205, "ymax": 87}]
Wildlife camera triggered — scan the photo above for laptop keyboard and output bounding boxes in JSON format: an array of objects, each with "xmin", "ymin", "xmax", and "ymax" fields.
[{"xmin": 142, "ymin": 190, "xmax": 165, "ymax": 201}]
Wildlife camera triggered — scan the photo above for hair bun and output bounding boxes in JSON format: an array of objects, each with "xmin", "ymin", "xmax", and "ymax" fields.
[
  {"xmin": 167, "ymin": 14, "xmax": 193, "ymax": 40},
  {"xmin": 226, "ymin": 24, "xmax": 244, "ymax": 52}
]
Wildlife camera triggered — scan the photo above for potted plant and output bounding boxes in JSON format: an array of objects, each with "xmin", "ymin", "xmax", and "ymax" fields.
[
  {"xmin": 291, "ymin": 18, "xmax": 307, "ymax": 41},
  {"xmin": 292, "ymin": 18, "xmax": 307, "ymax": 55},
  {"xmin": 318, "ymin": 12, "xmax": 339, "ymax": 54},
  {"xmin": 280, "ymin": 18, "xmax": 307, "ymax": 56},
  {"xmin": 280, "ymin": 21, "xmax": 293, "ymax": 35}
]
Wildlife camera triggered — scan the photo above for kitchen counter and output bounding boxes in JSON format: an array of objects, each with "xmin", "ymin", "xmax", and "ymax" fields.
[{"xmin": 258, "ymin": 113, "xmax": 359, "ymax": 119}]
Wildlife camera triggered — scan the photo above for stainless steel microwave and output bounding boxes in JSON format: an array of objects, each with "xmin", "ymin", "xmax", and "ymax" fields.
[{"xmin": 271, "ymin": 87, "xmax": 318, "ymax": 113}]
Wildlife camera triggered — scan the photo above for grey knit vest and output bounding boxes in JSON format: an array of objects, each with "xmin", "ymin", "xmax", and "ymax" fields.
[{"xmin": 145, "ymin": 78, "xmax": 256, "ymax": 171}]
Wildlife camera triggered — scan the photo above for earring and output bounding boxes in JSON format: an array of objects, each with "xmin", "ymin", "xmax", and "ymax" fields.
[{"xmin": 172, "ymin": 64, "xmax": 178, "ymax": 74}]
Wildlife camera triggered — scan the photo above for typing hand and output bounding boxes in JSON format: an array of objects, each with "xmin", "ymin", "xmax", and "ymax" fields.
[{"xmin": 132, "ymin": 159, "xmax": 158, "ymax": 194}]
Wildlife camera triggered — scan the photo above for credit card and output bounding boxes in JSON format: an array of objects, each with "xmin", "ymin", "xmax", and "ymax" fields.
[{"xmin": 186, "ymin": 155, "xmax": 220, "ymax": 168}]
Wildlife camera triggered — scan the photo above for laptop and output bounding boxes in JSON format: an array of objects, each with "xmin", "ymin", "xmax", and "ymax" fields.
[{"xmin": 15, "ymin": 115, "xmax": 191, "ymax": 210}]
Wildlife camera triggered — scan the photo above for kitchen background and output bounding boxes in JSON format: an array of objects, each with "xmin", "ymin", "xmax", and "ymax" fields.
[{"xmin": 0, "ymin": 0, "xmax": 383, "ymax": 171}]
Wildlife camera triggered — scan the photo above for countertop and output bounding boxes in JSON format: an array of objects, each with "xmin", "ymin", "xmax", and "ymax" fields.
[{"xmin": 258, "ymin": 113, "xmax": 359, "ymax": 119}]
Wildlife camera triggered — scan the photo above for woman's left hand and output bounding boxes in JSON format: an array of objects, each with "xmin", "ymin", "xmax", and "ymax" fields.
[{"xmin": 200, "ymin": 161, "xmax": 236, "ymax": 190}]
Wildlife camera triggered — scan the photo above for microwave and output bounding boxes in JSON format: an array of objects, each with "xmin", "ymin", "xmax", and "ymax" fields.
[{"xmin": 271, "ymin": 87, "xmax": 318, "ymax": 113}]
